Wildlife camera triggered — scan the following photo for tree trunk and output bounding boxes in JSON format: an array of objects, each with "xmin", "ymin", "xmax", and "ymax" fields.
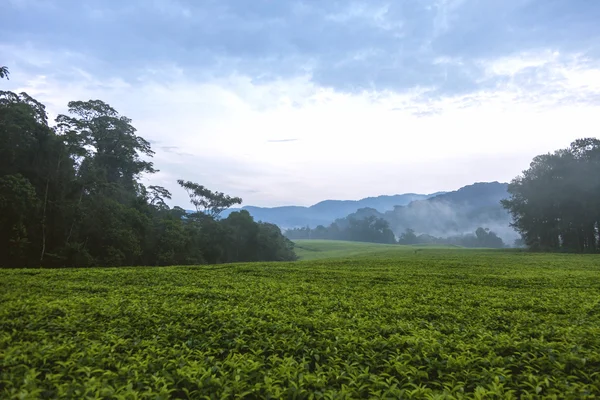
[
  {"xmin": 586, "ymin": 223, "xmax": 595, "ymax": 252},
  {"xmin": 66, "ymin": 186, "xmax": 84, "ymax": 245},
  {"xmin": 40, "ymin": 178, "xmax": 50, "ymax": 264}
]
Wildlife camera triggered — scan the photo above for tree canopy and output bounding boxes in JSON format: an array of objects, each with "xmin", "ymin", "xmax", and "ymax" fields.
[
  {"xmin": 502, "ymin": 138, "xmax": 600, "ymax": 252},
  {"xmin": 0, "ymin": 90, "xmax": 296, "ymax": 267},
  {"xmin": 178, "ymin": 179, "xmax": 242, "ymax": 218},
  {"xmin": 285, "ymin": 216, "xmax": 397, "ymax": 244}
]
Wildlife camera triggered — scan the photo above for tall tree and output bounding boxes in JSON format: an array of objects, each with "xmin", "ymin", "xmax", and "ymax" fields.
[
  {"xmin": 177, "ymin": 179, "xmax": 242, "ymax": 218},
  {"xmin": 56, "ymin": 100, "xmax": 155, "ymax": 197},
  {"xmin": 0, "ymin": 91, "xmax": 78, "ymax": 266},
  {"xmin": 286, "ymin": 215, "xmax": 396, "ymax": 244},
  {"xmin": 502, "ymin": 138, "xmax": 600, "ymax": 252},
  {"xmin": 0, "ymin": 88, "xmax": 296, "ymax": 267}
]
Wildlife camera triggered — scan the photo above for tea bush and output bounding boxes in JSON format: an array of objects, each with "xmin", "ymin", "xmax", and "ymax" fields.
[{"xmin": 1, "ymin": 249, "xmax": 600, "ymax": 398}]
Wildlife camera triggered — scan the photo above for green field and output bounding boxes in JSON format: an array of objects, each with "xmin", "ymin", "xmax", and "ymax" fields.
[
  {"xmin": 293, "ymin": 239, "xmax": 464, "ymax": 260},
  {"xmin": 2, "ymin": 243, "xmax": 600, "ymax": 398}
]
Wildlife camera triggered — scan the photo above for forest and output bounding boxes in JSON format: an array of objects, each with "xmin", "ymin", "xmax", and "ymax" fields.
[
  {"xmin": 285, "ymin": 216, "xmax": 397, "ymax": 244},
  {"xmin": 0, "ymin": 73, "xmax": 296, "ymax": 268},
  {"xmin": 285, "ymin": 218, "xmax": 507, "ymax": 248}
]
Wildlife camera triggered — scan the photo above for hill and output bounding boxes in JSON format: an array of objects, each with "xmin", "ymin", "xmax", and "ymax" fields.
[
  {"xmin": 219, "ymin": 192, "xmax": 440, "ymax": 228},
  {"xmin": 344, "ymin": 182, "xmax": 516, "ymax": 242}
]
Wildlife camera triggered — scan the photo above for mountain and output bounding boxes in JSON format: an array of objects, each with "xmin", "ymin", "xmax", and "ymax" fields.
[
  {"xmin": 344, "ymin": 182, "xmax": 517, "ymax": 242},
  {"xmin": 219, "ymin": 193, "xmax": 441, "ymax": 229}
]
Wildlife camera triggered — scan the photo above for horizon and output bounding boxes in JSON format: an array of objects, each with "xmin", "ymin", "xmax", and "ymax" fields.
[
  {"xmin": 2, "ymin": 0, "xmax": 599, "ymax": 207},
  {"xmin": 205, "ymin": 180, "xmax": 507, "ymax": 209}
]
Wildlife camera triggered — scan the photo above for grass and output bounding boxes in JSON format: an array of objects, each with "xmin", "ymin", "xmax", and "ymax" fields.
[
  {"xmin": 1, "ymin": 244, "xmax": 600, "ymax": 398},
  {"xmin": 293, "ymin": 239, "xmax": 469, "ymax": 260},
  {"xmin": 293, "ymin": 239, "xmax": 404, "ymax": 260}
]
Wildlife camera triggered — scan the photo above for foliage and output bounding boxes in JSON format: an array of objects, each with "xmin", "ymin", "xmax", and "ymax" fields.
[
  {"xmin": 178, "ymin": 179, "xmax": 242, "ymax": 218},
  {"xmin": 398, "ymin": 228, "xmax": 419, "ymax": 245},
  {"xmin": 0, "ymin": 90, "xmax": 295, "ymax": 267},
  {"xmin": 286, "ymin": 215, "xmax": 396, "ymax": 244},
  {"xmin": 502, "ymin": 138, "xmax": 600, "ymax": 252},
  {"xmin": 0, "ymin": 66, "xmax": 8, "ymax": 80},
  {"xmin": 2, "ymin": 249, "xmax": 600, "ymax": 398},
  {"xmin": 397, "ymin": 227, "xmax": 506, "ymax": 248},
  {"xmin": 288, "ymin": 221, "xmax": 505, "ymax": 248},
  {"xmin": 339, "ymin": 183, "xmax": 513, "ymax": 240}
]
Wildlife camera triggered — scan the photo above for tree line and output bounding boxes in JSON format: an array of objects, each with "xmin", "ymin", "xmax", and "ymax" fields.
[
  {"xmin": 0, "ymin": 78, "xmax": 296, "ymax": 267},
  {"xmin": 285, "ymin": 216, "xmax": 506, "ymax": 248},
  {"xmin": 4, "ymin": 66, "xmax": 598, "ymax": 257},
  {"xmin": 289, "ymin": 137, "xmax": 600, "ymax": 254},
  {"xmin": 397, "ymin": 227, "xmax": 506, "ymax": 248},
  {"xmin": 285, "ymin": 215, "xmax": 397, "ymax": 244},
  {"xmin": 502, "ymin": 138, "xmax": 600, "ymax": 252}
]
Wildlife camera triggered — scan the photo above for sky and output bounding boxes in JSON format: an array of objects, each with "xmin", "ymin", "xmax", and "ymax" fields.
[{"xmin": 2, "ymin": 0, "xmax": 600, "ymax": 207}]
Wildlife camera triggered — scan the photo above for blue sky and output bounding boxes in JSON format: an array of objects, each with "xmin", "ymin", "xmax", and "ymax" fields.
[{"xmin": 2, "ymin": 0, "xmax": 600, "ymax": 207}]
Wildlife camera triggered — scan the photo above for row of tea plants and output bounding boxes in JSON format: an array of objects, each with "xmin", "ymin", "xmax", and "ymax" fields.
[{"xmin": 1, "ymin": 250, "xmax": 600, "ymax": 398}]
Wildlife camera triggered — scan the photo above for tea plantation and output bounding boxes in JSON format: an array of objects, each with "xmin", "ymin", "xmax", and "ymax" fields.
[{"xmin": 2, "ymin": 245, "xmax": 600, "ymax": 398}]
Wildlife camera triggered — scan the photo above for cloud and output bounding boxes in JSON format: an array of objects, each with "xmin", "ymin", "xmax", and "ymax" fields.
[
  {"xmin": 3, "ymin": 0, "xmax": 598, "ymax": 95},
  {"xmin": 2, "ymin": 0, "xmax": 600, "ymax": 208},
  {"xmin": 267, "ymin": 139, "xmax": 298, "ymax": 143},
  {"xmin": 159, "ymin": 146, "xmax": 194, "ymax": 156}
]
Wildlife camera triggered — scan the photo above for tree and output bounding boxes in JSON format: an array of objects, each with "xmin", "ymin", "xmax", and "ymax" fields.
[
  {"xmin": 474, "ymin": 227, "xmax": 504, "ymax": 248},
  {"xmin": 513, "ymin": 237, "xmax": 525, "ymax": 248},
  {"xmin": 0, "ymin": 174, "xmax": 38, "ymax": 266},
  {"xmin": 398, "ymin": 228, "xmax": 418, "ymax": 245},
  {"xmin": 256, "ymin": 222, "xmax": 296, "ymax": 261},
  {"xmin": 0, "ymin": 66, "xmax": 8, "ymax": 80},
  {"xmin": 0, "ymin": 91, "xmax": 79, "ymax": 266},
  {"xmin": 285, "ymin": 215, "xmax": 396, "ymax": 244},
  {"xmin": 0, "ymin": 88, "xmax": 296, "ymax": 267},
  {"xmin": 502, "ymin": 138, "xmax": 600, "ymax": 252},
  {"xmin": 222, "ymin": 210, "xmax": 260, "ymax": 261},
  {"xmin": 177, "ymin": 179, "xmax": 242, "ymax": 218},
  {"xmin": 56, "ymin": 100, "xmax": 156, "ymax": 197},
  {"xmin": 146, "ymin": 185, "xmax": 172, "ymax": 210}
]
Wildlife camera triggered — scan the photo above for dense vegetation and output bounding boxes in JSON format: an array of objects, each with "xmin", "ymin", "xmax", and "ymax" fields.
[
  {"xmin": 502, "ymin": 138, "xmax": 600, "ymax": 252},
  {"xmin": 397, "ymin": 227, "xmax": 505, "ymax": 248},
  {"xmin": 337, "ymin": 183, "xmax": 514, "ymax": 241},
  {"xmin": 0, "ymin": 85, "xmax": 295, "ymax": 267},
  {"xmin": 286, "ymin": 216, "xmax": 505, "ymax": 248},
  {"xmin": 285, "ymin": 215, "xmax": 396, "ymax": 244},
  {"xmin": 2, "ymin": 247, "xmax": 600, "ymax": 398}
]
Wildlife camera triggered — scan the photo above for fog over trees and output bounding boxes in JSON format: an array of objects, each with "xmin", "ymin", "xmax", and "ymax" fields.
[{"xmin": 502, "ymin": 138, "xmax": 600, "ymax": 252}]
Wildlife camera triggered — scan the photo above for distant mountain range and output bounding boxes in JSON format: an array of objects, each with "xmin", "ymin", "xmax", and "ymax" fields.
[
  {"xmin": 218, "ymin": 181, "xmax": 517, "ymax": 243},
  {"xmin": 220, "ymin": 193, "xmax": 443, "ymax": 228},
  {"xmin": 342, "ymin": 182, "xmax": 517, "ymax": 242}
]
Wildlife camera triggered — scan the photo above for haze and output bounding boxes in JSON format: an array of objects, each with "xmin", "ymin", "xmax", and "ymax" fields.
[{"xmin": 2, "ymin": 0, "xmax": 599, "ymax": 207}]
